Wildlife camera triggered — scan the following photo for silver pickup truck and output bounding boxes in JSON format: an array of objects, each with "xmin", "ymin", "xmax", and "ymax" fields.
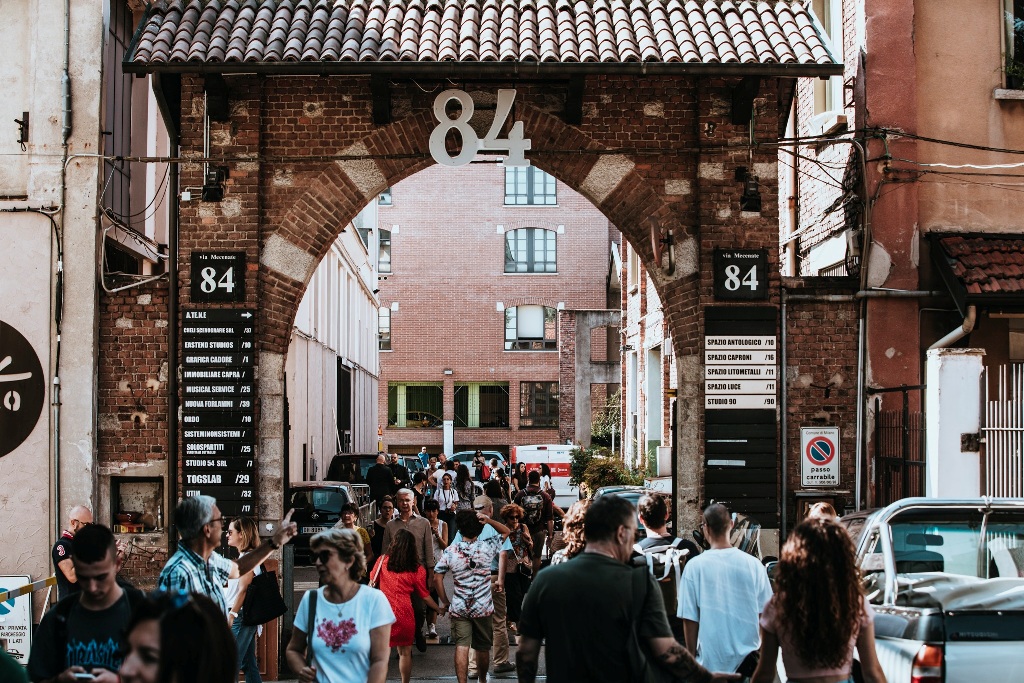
[{"xmin": 849, "ymin": 498, "xmax": 1024, "ymax": 683}]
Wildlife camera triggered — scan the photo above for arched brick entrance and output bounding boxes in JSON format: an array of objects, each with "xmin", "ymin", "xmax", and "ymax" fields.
[{"xmin": 122, "ymin": 1, "xmax": 840, "ymax": 537}]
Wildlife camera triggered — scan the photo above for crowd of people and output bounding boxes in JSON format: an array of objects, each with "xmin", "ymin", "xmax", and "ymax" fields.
[{"xmin": 16, "ymin": 453, "xmax": 885, "ymax": 683}]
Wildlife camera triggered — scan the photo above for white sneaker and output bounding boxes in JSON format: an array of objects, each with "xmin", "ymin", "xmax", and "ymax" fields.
[{"xmin": 427, "ymin": 626, "xmax": 438, "ymax": 638}]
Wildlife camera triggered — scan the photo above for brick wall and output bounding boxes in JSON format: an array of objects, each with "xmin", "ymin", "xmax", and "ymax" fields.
[
  {"xmin": 97, "ymin": 283, "xmax": 171, "ymax": 464},
  {"xmin": 96, "ymin": 72, "xmax": 799, "ymax": 545},
  {"xmin": 782, "ymin": 276, "xmax": 860, "ymax": 519}
]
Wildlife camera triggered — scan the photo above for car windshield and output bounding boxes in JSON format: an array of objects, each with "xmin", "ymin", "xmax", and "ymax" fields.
[
  {"xmin": 289, "ymin": 487, "xmax": 350, "ymax": 521},
  {"xmin": 887, "ymin": 510, "xmax": 1024, "ymax": 579}
]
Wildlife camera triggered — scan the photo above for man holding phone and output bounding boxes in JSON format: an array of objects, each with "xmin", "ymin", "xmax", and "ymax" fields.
[{"xmin": 28, "ymin": 524, "xmax": 142, "ymax": 683}]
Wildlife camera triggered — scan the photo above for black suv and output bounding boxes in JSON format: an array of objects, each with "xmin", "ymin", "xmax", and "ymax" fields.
[{"xmin": 287, "ymin": 481, "xmax": 364, "ymax": 565}]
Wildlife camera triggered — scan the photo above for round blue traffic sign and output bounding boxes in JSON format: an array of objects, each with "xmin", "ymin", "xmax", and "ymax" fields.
[
  {"xmin": 0, "ymin": 588, "xmax": 15, "ymax": 616},
  {"xmin": 806, "ymin": 436, "xmax": 836, "ymax": 466}
]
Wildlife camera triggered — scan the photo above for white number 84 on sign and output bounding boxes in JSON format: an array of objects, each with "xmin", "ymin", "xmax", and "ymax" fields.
[{"xmin": 429, "ymin": 89, "xmax": 532, "ymax": 167}]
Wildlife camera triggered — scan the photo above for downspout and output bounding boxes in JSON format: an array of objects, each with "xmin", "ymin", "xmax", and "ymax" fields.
[
  {"xmin": 928, "ymin": 305, "xmax": 976, "ymax": 350},
  {"xmin": 53, "ymin": 0, "xmax": 72, "ymax": 541},
  {"xmin": 780, "ymin": 290, "xmax": 789, "ymax": 539},
  {"xmin": 152, "ymin": 74, "xmax": 180, "ymax": 549}
]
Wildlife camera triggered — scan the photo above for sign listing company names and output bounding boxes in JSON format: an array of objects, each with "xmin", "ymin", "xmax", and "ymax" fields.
[{"xmin": 703, "ymin": 335, "xmax": 777, "ymax": 410}]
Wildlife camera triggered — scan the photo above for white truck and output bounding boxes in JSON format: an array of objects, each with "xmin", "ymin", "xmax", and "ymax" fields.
[
  {"xmin": 510, "ymin": 443, "xmax": 578, "ymax": 508},
  {"xmin": 848, "ymin": 498, "xmax": 1024, "ymax": 683}
]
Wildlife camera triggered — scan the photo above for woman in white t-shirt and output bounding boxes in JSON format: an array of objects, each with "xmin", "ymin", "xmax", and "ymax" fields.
[
  {"xmin": 224, "ymin": 516, "xmax": 263, "ymax": 683},
  {"xmin": 286, "ymin": 528, "xmax": 395, "ymax": 683},
  {"xmin": 539, "ymin": 463, "xmax": 555, "ymax": 497}
]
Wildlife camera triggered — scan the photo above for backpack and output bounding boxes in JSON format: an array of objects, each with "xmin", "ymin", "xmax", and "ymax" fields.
[
  {"xmin": 632, "ymin": 538, "xmax": 690, "ymax": 616},
  {"xmin": 52, "ymin": 582, "xmax": 145, "ymax": 658},
  {"xmin": 520, "ymin": 490, "xmax": 545, "ymax": 527}
]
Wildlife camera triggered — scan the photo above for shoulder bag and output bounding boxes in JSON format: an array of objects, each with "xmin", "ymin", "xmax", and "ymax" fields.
[
  {"xmin": 370, "ymin": 556, "xmax": 386, "ymax": 588},
  {"xmin": 305, "ymin": 588, "xmax": 318, "ymax": 667},
  {"xmin": 627, "ymin": 567, "xmax": 674, "ymax": 683},
  {"xmin": 241, "ymin": 563, "xmax": 288, "ymax": 625}
]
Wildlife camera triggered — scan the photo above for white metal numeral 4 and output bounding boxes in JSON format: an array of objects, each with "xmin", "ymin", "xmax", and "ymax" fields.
[
  {"xmin": 429, "ymin": 89, "xmax": 532, "ymax": 168},
  {"xmin": 479, "ymin": 89, "xmax": 531, "ymax": 166}
]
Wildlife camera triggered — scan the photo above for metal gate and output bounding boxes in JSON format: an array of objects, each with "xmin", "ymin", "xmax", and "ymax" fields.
[
  {"xmin": 871, "ymin": 386, "xmax": 926, "ymax": 506},
  {"xmin": 983, "ymin": 363, "xmax": 1024, "ymax": 497}
]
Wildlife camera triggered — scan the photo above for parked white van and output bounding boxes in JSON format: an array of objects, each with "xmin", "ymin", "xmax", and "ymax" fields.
[{"xmin": 510, "ymin": 444, "xmax": 578, "ymax": 508}]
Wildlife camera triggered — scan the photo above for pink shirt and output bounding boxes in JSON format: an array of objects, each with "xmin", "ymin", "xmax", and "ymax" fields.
[{"xmin": 760, "ymin": 595, "xmax": 874, "ymax": 680}]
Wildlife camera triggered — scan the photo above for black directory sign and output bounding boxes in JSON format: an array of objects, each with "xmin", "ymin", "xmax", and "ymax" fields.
[
  {"xmin": 713, "ymin": 249, "xmax": 769, "ymax": 300},
  {"xmin": 0, "ymin": 320, "xmax": 46, "ymax": 458},
  {"xmin": 191, "ymin": 252, "xmax": 246, "ymax": 303},
  {"xmin": 183, "ymin": 383, "xmax": 255, "ymax": 398},
  {"xmin": 180, "ymin": 307, "xmax": 257, "ymax": 511},
  {"xmin": 704, "ymin": 306, "xmax": 779, "ymax": 526}
]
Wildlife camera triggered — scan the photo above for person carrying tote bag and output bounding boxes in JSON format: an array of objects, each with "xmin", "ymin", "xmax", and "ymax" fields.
[
  {"xmin": 285, "ymin": 528, "xmax": 395, "ymax": 683},
  {"xmin": 225, "ymin": 517, "xmax": 275, "ymax": 683}
]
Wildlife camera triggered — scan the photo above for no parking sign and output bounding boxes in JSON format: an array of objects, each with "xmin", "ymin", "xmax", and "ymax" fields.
[{"xmin": 801, "ymin": 427, "xmax": 840, "ymax": 486}]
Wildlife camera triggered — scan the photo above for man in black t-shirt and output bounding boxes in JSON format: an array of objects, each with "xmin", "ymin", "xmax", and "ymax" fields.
[
  {"xmin": 515, "ymin": 495, "xmax": 730, "ymax": 683},
  {"xmin": 389, "ymin": 452, "xmax": 411, "ymax": 493},
  {"xmin": 30, "ymin": 524, "xmax": 141, "ymax": 683},
  {"xmin": 51, "ymin": 505, "xmax": 92, "ymax": 600},
  {"xmin": 367, "ymin": 453, "xmax": 395, "ymax": 506}
]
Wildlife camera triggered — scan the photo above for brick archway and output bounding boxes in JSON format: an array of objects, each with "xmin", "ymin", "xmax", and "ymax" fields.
[
  {"xmin": 259, "ymin": 100, "xmax": 691, "ymax": 354},
  {"xmin": 254, "ymin": 95, "xmax": 702, "ymax": 516}
]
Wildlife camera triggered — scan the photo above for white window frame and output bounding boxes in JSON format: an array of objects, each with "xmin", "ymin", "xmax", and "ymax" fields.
[
  {"xmin": 810, "ymin": 0, "xmax": 847, "ymax": 135},
  {"xmin": 504, "ymin": 227, "xmax": 557, "ymax": 273},
  {"xmin": 504, "ymin": 305, "xmax": 557, "ymax": 351}
]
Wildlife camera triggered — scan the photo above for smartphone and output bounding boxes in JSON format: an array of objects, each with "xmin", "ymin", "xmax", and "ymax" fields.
[{"xmin": 73, "ymin": 674, "xmax": 96, "ymax": 681}]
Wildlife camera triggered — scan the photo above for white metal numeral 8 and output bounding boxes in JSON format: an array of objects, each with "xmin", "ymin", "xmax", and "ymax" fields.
[{"xmin": 429, "ymin": 89, "xmax": 531, "ymax": 167}]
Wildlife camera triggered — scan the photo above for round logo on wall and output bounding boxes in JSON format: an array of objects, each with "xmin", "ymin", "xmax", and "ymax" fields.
[{"xmin": 0, "ymin": 320, "xmax": 45, "ymax": 458}]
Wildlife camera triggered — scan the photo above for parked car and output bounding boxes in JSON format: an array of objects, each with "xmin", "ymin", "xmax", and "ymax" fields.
[
  {"xmin": 389, "ymin": 410, "xmax": 442, "ymax": 428},
  {"xmin": 287, "ymin": 481, "xmax": 373, "ymax": 565},
  {"xmin": 593, "ymin": 485, "xmax": 652, "ymax": 540},
  {"xmin": 840, "ymin": 497, "xmax": 1024, "ymax": 683},
  {"xmin": 450, "ymin": 450, "xmax": 509, "ymax": 474}
]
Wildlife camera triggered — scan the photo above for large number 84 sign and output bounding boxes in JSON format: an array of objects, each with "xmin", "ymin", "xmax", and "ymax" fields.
[
  {"xmin": 713, "ymin": 248, "xmax": 769, "ymax": 301},
  {"xmin": 429, "ymin": 89, "xmax": 532, "ymax": 167}
]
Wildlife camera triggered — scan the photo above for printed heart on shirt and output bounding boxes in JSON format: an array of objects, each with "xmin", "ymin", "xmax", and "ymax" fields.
[{"xmin": 318, "ymin": 618, "xmax": 358, "ymax": 652}]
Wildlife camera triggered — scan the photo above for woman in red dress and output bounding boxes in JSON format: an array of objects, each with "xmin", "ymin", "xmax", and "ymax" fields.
[{"xmin": 369, "ymin": 529, "xmax": 443, "ymax": 683}]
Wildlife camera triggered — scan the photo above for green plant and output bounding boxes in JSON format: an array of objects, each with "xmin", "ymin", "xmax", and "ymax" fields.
[
  {"xmin": 582, "ymin": 453, "xmax": 645, "ymax": 492},
  {"xmin": 569, "ymin": 445, "xmax": 595, "ymax": 488},
  {"xmin": 590, "ymin": 388, "xmax": 621, "ymax": 448}
]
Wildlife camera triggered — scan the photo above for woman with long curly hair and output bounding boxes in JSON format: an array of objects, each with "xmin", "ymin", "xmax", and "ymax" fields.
[
  {"xmin": 549, "ymin": 499, "xmax": 590, "ymax": 564},
  {"xmin": 751, "ymin": 517, "xmax": 886, "ymax": 683},
  {"xmin": 369, "ymin": 529, "xmax": 443, "ymax": 683}
]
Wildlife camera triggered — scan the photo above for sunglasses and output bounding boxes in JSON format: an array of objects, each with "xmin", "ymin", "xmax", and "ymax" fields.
[
  {"xmin": 506, "ymin": 515, "xmax": 522, "ymax": 521},
  {"xmin": 313, "ymin": 550, "xmax": 336, "ymax": 565}
]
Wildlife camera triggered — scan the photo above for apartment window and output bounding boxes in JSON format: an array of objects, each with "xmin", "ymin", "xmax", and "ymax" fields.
[
  {"xmin": 505, "ymin": 228, "xmax": 556, "ymax": 273},
  {"xmin": 378, "ymin": 187, "xmax": 393, "ymax": 205},
  {"xmin": 1006, "ymin": 1, "xmax": 1024, "ymax": 89},
  {"xmin": 378, "ymin": 229, "xmax": 392, "ymax": 273},
  {"xmin": 505, "ymin": 167, "xmax": 556, "ymax": 205},
  {"xmin": 505, "ymin": 305, "xmax": 557, "ymax": 351},
  {"xmin": 811, "ymin": 0, "xmax": 845, "ymax": 132},
  {"xmin": 455, "ymin": 383, "xmax": 510, "ymax": 428},
  {"xmin": 378, "ymin": 306, "xmax": 391, "ymax": 351},
  {"xmin": 388, "ymin": 383, "xmax": 443, "ymax": 428},
  {"xmin": 520, "ymin": 382, "xmax": 559, "ymax": 428}
]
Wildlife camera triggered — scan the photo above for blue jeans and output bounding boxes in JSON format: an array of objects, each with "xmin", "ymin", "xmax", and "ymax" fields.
[{"xmin": 231, "ymin": 609, "xmax": 262, "ymax": 683}]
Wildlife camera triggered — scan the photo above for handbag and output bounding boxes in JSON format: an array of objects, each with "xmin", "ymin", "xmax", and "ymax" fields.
[
  {"xmin": 370, "ymin": 556, "xmax": 385, "ymax": 588},
  {"xmin": 241, "ymin": 564, "xmax": 288, "ymax": 626},
  {"xmin": 627, "ymin": 568, "xmax": 674, "ymax": 683},
  {"xmin": 511, "ymin": 544, "xmax": 533, "ymax": 578}
]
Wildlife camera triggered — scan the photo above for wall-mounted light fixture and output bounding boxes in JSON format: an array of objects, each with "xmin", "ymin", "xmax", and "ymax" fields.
[
  {"xmin": 443, "ymin": 368, "xmax": 453, "ymax": 375},
  {"xmin": 735, "ymin": 166, "xmax": 761, "ymax": 213}
]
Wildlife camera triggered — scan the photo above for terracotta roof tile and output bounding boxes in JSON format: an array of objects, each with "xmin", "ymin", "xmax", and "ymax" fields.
[
  {"xmin": 937, "ymin": 235, "xmax": 1024, "ymax": 299},
  {"xmin": 127, "ymin": 0, "xmax": 841, "ymax": 73}
]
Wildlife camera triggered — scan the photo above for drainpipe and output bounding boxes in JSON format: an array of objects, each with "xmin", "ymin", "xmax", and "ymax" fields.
[
  {"xmin": 928, "ymin": 305, "xmax": 976, "ymax": 350},
  {"xmin": 152, "ymin": 74, "xmax": 180, "ymax": 548},
  {"xmin": 780, "ymin": 291, "xmax": 789, "ymax": 538}
]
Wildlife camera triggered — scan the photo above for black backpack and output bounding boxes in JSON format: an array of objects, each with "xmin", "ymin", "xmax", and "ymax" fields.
[{"xmin": 520, "ymin": 490, "xmax": 545, "ymax": 527}]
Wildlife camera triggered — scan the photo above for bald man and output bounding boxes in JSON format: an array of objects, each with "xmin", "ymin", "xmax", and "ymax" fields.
[{"xmin": 52, "ymin": 505, "xmax": 93, "ymax": 600}]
